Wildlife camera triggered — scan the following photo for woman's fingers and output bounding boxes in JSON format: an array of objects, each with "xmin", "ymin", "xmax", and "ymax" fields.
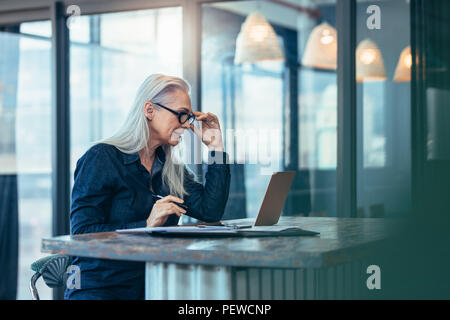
[
  {"xmin": 159, "ymin": 203, "xmax": 186, "ymax": 216},
  {"xmin": 169, "ymin": 203, "xmax": 186, "ymax": 216},
  {"xmin": 190, "ymin": 112, "xmax": 220, "ymax": 132},
  {"xmin": 155, "ymin": 196, "xmax": 186, "ymax": 216},
  {"xmin": 193, "ymin": 111, "xmax": 218, "ymax": 123},
  {"xmin": 190, "ymin": 123, "xmax": 211, "ymax": 144},
  {"xmin": 153, "ymin": 202, "xmax": 185, "ymax": 216},
  {"xmin": 192, "ymin": 111, "xmax": 206, "ymax": 121},
  {"xmin": 190, "ymin": 111, "xmax": 222, "ymax": 150},
  {"xmin": 156, "ymin": 194, "xmax": 184, "ymax": 204},
  {"xmin": 196, "ymin": 116, "xmax": 210, "ymax": 123},
  {"xmin": 190, "ymin": 123, "xmax": 203, "ymax": 138},
  {"xmin": 148, "ymin": 197, "xmax": 186, "ymax": 227}
]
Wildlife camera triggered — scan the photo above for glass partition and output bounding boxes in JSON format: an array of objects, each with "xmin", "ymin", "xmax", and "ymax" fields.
[
  {"xmin": 356, "ymin": 0, "xmax": 412, "ymax": 218},
  {"xmin": 201, "ymin": 0, "xmax": 337, "ymax": 219},
  {"xmin": 69, "ymin": 7, "xmax": 183, "ymax": 186},
  {"xmin": 0, "ymin": 21, "xmax": 53, "ymax": 299}
]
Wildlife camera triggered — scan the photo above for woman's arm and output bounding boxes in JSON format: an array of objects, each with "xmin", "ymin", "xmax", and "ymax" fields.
[
  {"xmin": 70, "ymin": 145, "xmax": 147, "ymax": 235},
  {"xmin": 183, "ymin": 151, "xmax": 231, "ymax": 223}
]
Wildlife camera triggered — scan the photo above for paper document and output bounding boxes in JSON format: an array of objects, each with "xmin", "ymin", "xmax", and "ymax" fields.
[
  {"xmin": 239, "ymin": 226, "xmax": 302, "ymax": 232},
  {"xmin": 116, "ymin": 226, "xmax": 237, "ymax": 234},
  {"xmin": 117, "ymin": 225, "xmax": 311, "ymax": 234}
]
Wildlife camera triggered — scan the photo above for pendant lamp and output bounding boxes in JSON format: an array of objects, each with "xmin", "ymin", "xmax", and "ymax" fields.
[
  {"xmin": 302, "ymin": 22, "xmax": 337, "ymax": 70},
  {"xmin": 356, "ymin": 39, "xmax": 386, "ymax": 82},
  {"xmin": 394, "ymin": 46, "xmax": 412, "ymax": 82},
  {"xmin": 234, "ymin": 12, "xmax": 284, "ymax": 64}
]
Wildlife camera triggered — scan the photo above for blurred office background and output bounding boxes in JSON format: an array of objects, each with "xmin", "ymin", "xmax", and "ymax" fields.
[{"xmin": 0, "ymin": 0, "xmax": 449, "ymax": 299}]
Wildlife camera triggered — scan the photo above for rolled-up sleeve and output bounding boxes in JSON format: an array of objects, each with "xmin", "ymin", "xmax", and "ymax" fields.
[
  {"xmin": 183, "ymin": 151, "xmax": 231, "ymax": 222},
  {"xmin": 70, "ymin": 146, "xmax": 146, "ymax": 235}
]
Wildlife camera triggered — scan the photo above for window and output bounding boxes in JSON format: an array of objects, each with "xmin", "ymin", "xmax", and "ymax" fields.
[
  {"xmin": 70, "ymin": 7, "xmax": 183, "ymax": 185},
  {"xmin": 202, "ymin": 0, "xmax": 337, "ymax": 218},
  {"xmin": 0, "ymin": 21, "xmax": 53, "ymax": 300},
  {"xmin": 356, "ymin": 0, "xmax": 412, "ymax": 217},
  {"xmin": 299, "ymin": 70, "xmax": 337, "ymax": 169}
]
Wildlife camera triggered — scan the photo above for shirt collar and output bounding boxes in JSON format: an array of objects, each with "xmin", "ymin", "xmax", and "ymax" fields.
[
  {"xmin": 121, "ymin": 152, "xmax": 139, "ymax": 165},
  {"xmin": 120, "ymin": 146, "xmax": 166, "ymax": 165},
  {"xmin": 156, "ymin": 146, "xmax": 166, "ymax": 163}
]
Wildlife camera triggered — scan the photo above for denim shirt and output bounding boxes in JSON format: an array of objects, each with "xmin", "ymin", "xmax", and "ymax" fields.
[{"xmin": 65, "ymin": 143, "xmax": 230, "ymax": 300}]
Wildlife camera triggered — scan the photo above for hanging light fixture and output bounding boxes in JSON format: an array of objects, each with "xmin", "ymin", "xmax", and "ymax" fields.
[
  {"xmin": 356, "ymin": 39, "xmax": 387, "ymax": 82},
  {"xmin": 234, "ymin": 12, "xmax": 284, "ymax": 64},
  {"xmin": 394, "ymin": 46, "xmax": 412, "ymax": 82},
  {"xmin": 301, "ymin": 22, "xmax": 337, "ymax": 70}
]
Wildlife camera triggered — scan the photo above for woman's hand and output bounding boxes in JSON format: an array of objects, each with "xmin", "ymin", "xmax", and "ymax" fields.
[
  {"xmin": 190, "ymin": 111, "xmax": 224, "ymax": 151},
  {"xmin": 146, "ymin": 195, "xmax": 186, "ymax": 227}
]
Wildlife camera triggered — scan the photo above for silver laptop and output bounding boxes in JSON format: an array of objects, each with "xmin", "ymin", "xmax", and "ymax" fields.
[{"xmin": 223, "ymin": 171, "xmax": 296, "ymax": 228}]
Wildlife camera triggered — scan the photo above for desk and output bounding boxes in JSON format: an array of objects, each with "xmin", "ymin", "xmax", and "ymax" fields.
[{"xmin": 42, "ymin": 217, "xmax": 392, "ymax": 299}]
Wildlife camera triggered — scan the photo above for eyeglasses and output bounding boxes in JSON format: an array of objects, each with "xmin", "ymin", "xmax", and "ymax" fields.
[{"xmin": 153, "ymin": 102, "xmax": 196, "ymax": 125}]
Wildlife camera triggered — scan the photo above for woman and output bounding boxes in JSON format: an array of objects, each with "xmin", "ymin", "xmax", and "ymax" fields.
[{"xmin": 65, "ymin": 74, "xmax": 230, "ymax": 300}]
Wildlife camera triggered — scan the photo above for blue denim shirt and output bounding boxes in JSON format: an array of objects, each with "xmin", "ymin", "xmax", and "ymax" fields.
[{"xmin": 65, "ymin": 143, "xmax": 230, "ymax": 300}]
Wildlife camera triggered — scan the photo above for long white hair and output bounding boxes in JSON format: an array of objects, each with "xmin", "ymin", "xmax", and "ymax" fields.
[{"xmin": 98, "ymin": 74, "xmax": 192, "ymax": 197}]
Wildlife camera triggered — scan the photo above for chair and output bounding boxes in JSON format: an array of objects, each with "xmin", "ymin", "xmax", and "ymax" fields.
[{"xmin": 30, "ymin": 254, "xmax": 72, "ymax": 300}]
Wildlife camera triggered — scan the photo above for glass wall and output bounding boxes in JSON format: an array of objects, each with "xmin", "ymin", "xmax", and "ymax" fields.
[
  {"xmin": 356, "ymin": 0, "xmax": 412, "ymax": 217},
  {"xmin": 70, "ymin": 7, "xmax": 183, "ymax": 185},
  {"xmin": 201, "ymin": 0, "xmax": 337, "ymax": 219},
  {"xmin": 0, "ymin": 6, "xmax": 184, "ymax": 300},
  {"xmin": 0, "ymin": 0, "xmax": 419, "ymax": 300},
  {"xmin": 0, "ymin": 21, "xmax": 53, "ymax": 299}
]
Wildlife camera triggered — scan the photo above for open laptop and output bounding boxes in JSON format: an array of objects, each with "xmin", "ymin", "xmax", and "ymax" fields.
[
  {"xmin": 219, "ymin": 171, "xmax": 296, "ymax": 229},
  {"xmin": 178, "ymin": 171, "xmax": 318, "ymax": 236}
]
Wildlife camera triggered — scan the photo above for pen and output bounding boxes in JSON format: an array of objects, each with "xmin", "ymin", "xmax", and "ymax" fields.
[
  {"xmin": 197, "ymin": 224, "xmax": 252, "ymax": 229},
  {"xmin": 234, "ymin": 225, "xmax": 252, "ymax": 229},
  {"xmin": 227, "ymin": 224, "xmax": 252, "ymax": 229},
  {"xmin": 152, "ymin": 194, "xmax": 188, "ymax": 210}
]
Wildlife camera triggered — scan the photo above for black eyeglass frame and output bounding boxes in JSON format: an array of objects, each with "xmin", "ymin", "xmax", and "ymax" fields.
[{"xmin": 152, "ymin": 102, "xmax": 196, "ymax": 125}]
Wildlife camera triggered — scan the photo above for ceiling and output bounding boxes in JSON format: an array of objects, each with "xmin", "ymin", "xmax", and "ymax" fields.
[
  {"xmin": 209, "ymin": 0, "xmax": 336, "ymax": 30},
  {"xmin": 210, "ymin": 0, "xmax": 391, "ymax": 30}
]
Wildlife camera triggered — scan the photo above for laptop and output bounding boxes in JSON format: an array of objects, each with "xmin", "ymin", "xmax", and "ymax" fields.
[
  {"xmin": 117, "ymin": 171, "xmax": 319, "ymax": 237},
  {"xmin": 220, "ymin": 171, "xmax": 297, "ymax": 229}
]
